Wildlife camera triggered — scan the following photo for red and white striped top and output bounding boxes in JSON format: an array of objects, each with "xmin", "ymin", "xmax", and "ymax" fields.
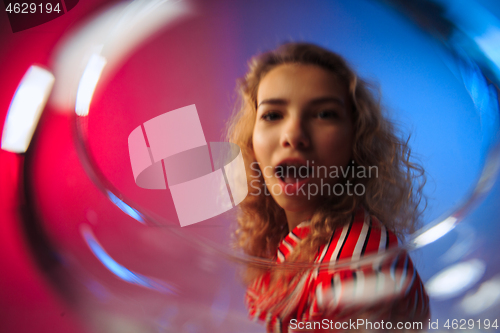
[{"xmin": 245, "ymin": 206, "xmax": 430, "ymax": 332}]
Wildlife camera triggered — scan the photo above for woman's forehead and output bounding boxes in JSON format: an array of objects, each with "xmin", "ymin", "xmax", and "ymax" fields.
[{"xmin": 257, "ymin": 63, "xmax": 347, "ymax": 105}]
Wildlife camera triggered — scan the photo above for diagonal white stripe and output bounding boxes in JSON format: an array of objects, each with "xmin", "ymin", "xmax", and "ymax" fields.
[
  {"xmin": 379, "ymin": 225, "xmax": 387, "ymax": 252},
  {"xmin": 282, "ymin": 238, "xmax": 294, "ymax": 253},
  {"xmin": 328, "ymin": 224, "xmax": 350, "ymax": 268},
  {"xmin": 277, "ymin": 249, "xmax": 285, "ymax": 263},
  {"xmin": 352, "ymin": 214, "xmax": 370, "ymax": 261}
]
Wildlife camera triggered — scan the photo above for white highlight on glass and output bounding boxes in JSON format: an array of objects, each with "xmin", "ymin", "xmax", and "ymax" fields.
[
  {"xmin": 427, "ymin": 259, "xmax": 486, "ymax": 299},
  {"xmin": 475, "ymin": 26, "xmax": 500, "ymax": 72},
  {"xmin": 75, "ymin": 53, "xmax": 107, "ymax": 117},
  {"xmin": 412, "ymin": 216, "xmax": 458, "ymax": 248},
  {"xmin": 50, "ymin": 0, "xmax": 192, "ymax": 113},
  {"xmin": 1, "ymin": 66, "xmax": 54, "ymax": 153},
  {"xmin": 460, "ymin": 275, "xmax": 500, "ymax": 314}
]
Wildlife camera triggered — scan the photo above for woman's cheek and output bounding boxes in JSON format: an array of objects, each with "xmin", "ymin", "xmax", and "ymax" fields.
[
  {"xmin": 253, "ymin": 128, "xmax": 270, "ymax": 156},
  {"xmin": 318, "ymin": 132, "xmax": 352, "ymax": 167},
  {"xmin": 252, "ymin": 131, "xmax": 276, "ymax": 178}
]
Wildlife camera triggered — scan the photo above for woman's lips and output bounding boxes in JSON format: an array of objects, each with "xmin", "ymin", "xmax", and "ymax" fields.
[
  {"xmin": 273, "ymin": 158, "xmax": 315, "ymax": 194},
  {"xmin": 277, "ymin": 175, "xmax": 311, "ymax": 194}
]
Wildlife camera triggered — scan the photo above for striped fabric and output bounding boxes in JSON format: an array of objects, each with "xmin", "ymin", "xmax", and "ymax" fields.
[{"xmin": 245, "ymin": 206, "xmax": 430, "ymax": 332}]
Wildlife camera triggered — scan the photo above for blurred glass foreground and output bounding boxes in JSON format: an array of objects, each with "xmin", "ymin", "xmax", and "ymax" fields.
[{"xmin": 1, "ymin": 0, "xmax": 500, "ymax": 332}]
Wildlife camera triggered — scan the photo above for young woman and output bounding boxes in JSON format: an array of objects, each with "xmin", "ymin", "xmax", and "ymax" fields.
[{"xmin": 226, "ymin": 43, "xmax": 429, "ymax": 332}]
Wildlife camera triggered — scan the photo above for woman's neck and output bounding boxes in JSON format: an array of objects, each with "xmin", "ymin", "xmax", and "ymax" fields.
[{"xmin": 285, "ymin": 210, "xmax": 313, "ymax": 231}]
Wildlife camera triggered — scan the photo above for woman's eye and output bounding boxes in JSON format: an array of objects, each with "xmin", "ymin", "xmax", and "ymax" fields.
[
  {"xmin": 317, "ymin": 110, "xmax": 338, "ymax": 119},
  {"xmin": 261, "ymin": 111, "xmax": 282, "ymax": 121}
]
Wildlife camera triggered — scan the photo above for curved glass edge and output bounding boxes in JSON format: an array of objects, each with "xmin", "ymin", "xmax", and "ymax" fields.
[
  {"xmin": 375, "ymin": 0, "xmax": 500, "ymax": 250},
  {"xmin": 69, "ymin": 0, "xmax": 500, "ymax": 269}
]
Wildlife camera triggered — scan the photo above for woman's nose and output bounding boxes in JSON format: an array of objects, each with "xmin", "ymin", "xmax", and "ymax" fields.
[{"xmin": 281, "ymin": 116, "xmax": 310, "ymax": 149}]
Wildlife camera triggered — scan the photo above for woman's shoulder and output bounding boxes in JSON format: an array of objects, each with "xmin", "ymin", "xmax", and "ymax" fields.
[{"xmin": 316, "ymin": 206, "xmax": 399, "ymax": 264}]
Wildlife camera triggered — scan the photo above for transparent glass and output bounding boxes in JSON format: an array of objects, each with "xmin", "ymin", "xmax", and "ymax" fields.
[{"xmin": 22, "ymin": 0, "xmax": 500, "ymax": 332}]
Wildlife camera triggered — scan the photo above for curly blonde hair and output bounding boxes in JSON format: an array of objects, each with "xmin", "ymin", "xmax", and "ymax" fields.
[{"xmin": 226, "ymin": 42, "xmax": 425, "ymax": 271}]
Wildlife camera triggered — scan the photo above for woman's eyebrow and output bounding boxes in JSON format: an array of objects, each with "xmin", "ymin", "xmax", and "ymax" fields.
[
  {"xmin": 307, "ymin": 97, "xmax": 345, "ymax": 107},
  {"xmin": 257, "ymin": 98, "xmax": 288, "ymax": 108},
  {"xmin": 257, "ymin": 97, "xmax": 345, "ymax": 108}
]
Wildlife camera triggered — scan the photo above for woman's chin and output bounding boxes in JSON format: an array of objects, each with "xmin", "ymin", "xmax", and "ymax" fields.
[{"xmin": 273, "ymin": 195, "xmax": 319, "ymax": 214}]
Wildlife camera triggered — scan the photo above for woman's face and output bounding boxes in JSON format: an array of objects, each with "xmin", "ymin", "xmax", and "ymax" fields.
[{"xmin": 253, "ymin": 63, "xmax": 354, "ymax": 217}]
